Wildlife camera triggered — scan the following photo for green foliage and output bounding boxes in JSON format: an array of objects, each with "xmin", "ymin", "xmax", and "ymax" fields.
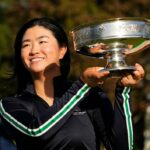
[
  {"xmin": 0, "ymin": 24, "xmax": 12, "ymax": 56},
  {"xmin": 0, "ymin": 0, "xmax": 149, "ymax": 97},
  {"xmin": 0, "ymin": 0, "xmax": 149, "ymax": 149}
]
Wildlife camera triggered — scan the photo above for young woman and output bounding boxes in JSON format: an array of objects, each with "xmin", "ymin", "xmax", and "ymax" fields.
[{"xmin": 0, "ymin": 17, "xmax": 145, "ymax": 150}]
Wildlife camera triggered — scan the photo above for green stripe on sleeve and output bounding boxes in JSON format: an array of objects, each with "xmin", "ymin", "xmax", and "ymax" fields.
[
  {"xmin": 0, "ymin": 84, "xmax": 91, "ymax": 137},
  {"xmin": 122, "ymin": 87, "xmax": 133, "ymax": 150}
]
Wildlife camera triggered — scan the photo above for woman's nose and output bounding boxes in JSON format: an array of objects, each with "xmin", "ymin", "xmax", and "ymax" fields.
[{"xmin": 30, "ymin": 43, "xmax": 39, "ymax": 54}]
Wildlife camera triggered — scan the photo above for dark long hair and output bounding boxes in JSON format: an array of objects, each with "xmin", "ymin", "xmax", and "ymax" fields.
[{"xmin": 14, "ymin": 17, "xmax": 70, "ymax": 93}]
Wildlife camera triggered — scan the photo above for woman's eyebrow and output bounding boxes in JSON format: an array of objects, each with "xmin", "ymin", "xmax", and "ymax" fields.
[
  {"xmin": 22, "ymin": 39, "xmax": 30, "ymax": 44},
  {"xmin": 37, "ymin": 35, "xmax": 49, "ymax": 40},
  {"xmin": 22, "ymin": 35, "xmax": 49, "ymax": 43}
]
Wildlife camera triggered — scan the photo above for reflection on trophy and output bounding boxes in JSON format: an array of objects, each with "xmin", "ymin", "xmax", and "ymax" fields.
[{"xmin": 71, "ymin": 18, "xmax": 150, "ymax": 77}]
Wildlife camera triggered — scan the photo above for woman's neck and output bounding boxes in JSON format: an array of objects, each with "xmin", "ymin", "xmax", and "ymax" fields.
[
  {"xmin": 34, "ymin": 78, "xmax": 54, "ymax": 106},
  {"xmin": 33, "ymin": 71, "xmax": 61, "ymax": 106}
]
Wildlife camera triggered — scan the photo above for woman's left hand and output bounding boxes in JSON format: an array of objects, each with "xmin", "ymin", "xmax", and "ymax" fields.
[{"xmin": 119, "ymin": 63, "xmax": 145, "ymax": 87}]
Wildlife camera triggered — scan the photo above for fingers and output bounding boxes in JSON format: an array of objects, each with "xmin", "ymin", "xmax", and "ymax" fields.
[
  {"xmin": 120, "ymin": 63, "xmax": 145, "ymax": 87},
  {"xmin": 120, "ymin": 74, "xmax": 137, "ymax": 86},
  {"xmin": 133, "ymin": 63, "xmax": 145, "ymax": 80},
  {"xmin": 88, "ymin": 67, "xmax": 109, "ymax": 84},
  {"xmin": 96, "ymin": 67, "xmax": 110, "ymax": 78},
  {"xmin": 82, "ymin": 64, "xmax": 145, "ymax": 87},
  {"xmin": 81, "ymin": 67, "xmax": 110, "ymax": 87}
]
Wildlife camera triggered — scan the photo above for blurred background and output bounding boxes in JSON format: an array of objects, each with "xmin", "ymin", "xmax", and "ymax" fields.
[{"xmin": 0, "ymin": 0, "xmax": 149, "ymax": 149}]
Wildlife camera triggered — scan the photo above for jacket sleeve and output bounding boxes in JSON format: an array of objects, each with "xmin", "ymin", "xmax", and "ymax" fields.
[
  {"xmin": 88, "ymin": 84, "xmax": 133, "ymax": 150},
  {"xmin": 86, "ymin": 87, "xmax": 114, "ymax": 150},
  {"xmin": 112, "ymin": 85, "xmax": 133, "ymax": 150},
  {"xmin": 0, "ymin": 79, "xmax": 91, "ymax": 139}
]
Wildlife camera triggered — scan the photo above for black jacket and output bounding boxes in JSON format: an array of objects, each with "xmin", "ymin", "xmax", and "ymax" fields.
[{"xmin": 0, "ymin": 77, "xmax": 133, "ymax": 150}]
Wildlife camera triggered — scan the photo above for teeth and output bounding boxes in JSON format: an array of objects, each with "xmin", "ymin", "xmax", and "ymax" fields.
[{"xmin": 31, "ymin": 58, "xmax": 44, "ymax": 62}]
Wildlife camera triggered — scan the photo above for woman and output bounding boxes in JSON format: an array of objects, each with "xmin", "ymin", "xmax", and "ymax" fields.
[{"xmin": 0, "ymin": 17, "xmax": 145, "ymax": 150}]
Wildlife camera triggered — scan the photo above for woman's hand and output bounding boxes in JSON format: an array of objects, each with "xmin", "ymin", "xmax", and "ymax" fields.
[
  {"xmin": 119, "ymin": 63, "xmax": 145, "ymax": 87},
  {"xmin": 80, "ymin": 67, "xmax": 110, "ymax": 87}
]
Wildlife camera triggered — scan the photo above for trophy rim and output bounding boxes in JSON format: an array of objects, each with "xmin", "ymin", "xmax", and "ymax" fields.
[
  {"xmin": 71, "ymin": 17, "xmax": 150, "ymax": 31},
  {"xmin": 70, "ymin": 17, "xmax": 150, "ymax": 57},
  {"xmin": 70, "ymin": 17, "xmax": 150, "ymax": 77}
]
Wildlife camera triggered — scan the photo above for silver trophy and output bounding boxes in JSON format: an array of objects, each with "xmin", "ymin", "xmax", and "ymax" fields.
[{"xmin": 71, "ymin": 18, "xmax": 150, "ymax": 77}]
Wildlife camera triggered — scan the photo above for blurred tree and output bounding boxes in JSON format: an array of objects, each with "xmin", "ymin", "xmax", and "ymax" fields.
[
  {"xmin": 0, "ymin": 0, "xmax": 149, "ymax": 101},
  {"xmin": 0, "ymin": 1, "xmax": 149, "ymax": 149}
]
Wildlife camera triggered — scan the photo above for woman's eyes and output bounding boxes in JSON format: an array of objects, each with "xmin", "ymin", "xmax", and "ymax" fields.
[
  {"xmin": 21, "ymin": 40, "xmax": 48, "ymax": 48},
  {"xmin": 22, "ymin": 43, "xmax": 30, "ymax": 48},
  {"xmin": 39, "ymin": 40, "xmax": 48, "ymax": 44}
]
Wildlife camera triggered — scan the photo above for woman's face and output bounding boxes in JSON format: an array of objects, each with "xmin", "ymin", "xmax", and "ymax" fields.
[{"xmin": 21, "ymin": 25, "xmax": 67, "ymax": 76}]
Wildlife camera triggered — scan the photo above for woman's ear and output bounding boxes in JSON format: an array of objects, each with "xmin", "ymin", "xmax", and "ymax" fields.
[{"xmin": 59, "ymin": 45, "xmax": 67, "ymax": 59}]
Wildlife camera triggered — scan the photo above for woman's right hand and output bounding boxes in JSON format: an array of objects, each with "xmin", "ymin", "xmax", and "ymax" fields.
[{"xmin": 80, "ymin": 67, "xmax": 110, "ymax": 87}]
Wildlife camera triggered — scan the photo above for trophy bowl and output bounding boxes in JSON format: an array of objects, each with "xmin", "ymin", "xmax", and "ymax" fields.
[{"xmin": 70, "ymin": 18, "xmax": 150, "ymax": 77}]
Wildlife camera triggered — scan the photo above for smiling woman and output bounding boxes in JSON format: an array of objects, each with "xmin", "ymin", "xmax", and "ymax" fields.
[
  {"xmin": 0, "ymin": 17, "xmax": 145, "ymax": 150},
  {"xmin": 20, "ymin": 26, "xmax": 66, "ymax": 77}
]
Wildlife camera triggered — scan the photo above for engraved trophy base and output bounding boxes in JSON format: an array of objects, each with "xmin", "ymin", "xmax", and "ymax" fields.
[
  {"xmin": 99, "ymin": 42, "xmax": 136, "ymax": 77},
  {"xmin": 100, "ymin": 66, "xmax": 135, "ymax": 77}
]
